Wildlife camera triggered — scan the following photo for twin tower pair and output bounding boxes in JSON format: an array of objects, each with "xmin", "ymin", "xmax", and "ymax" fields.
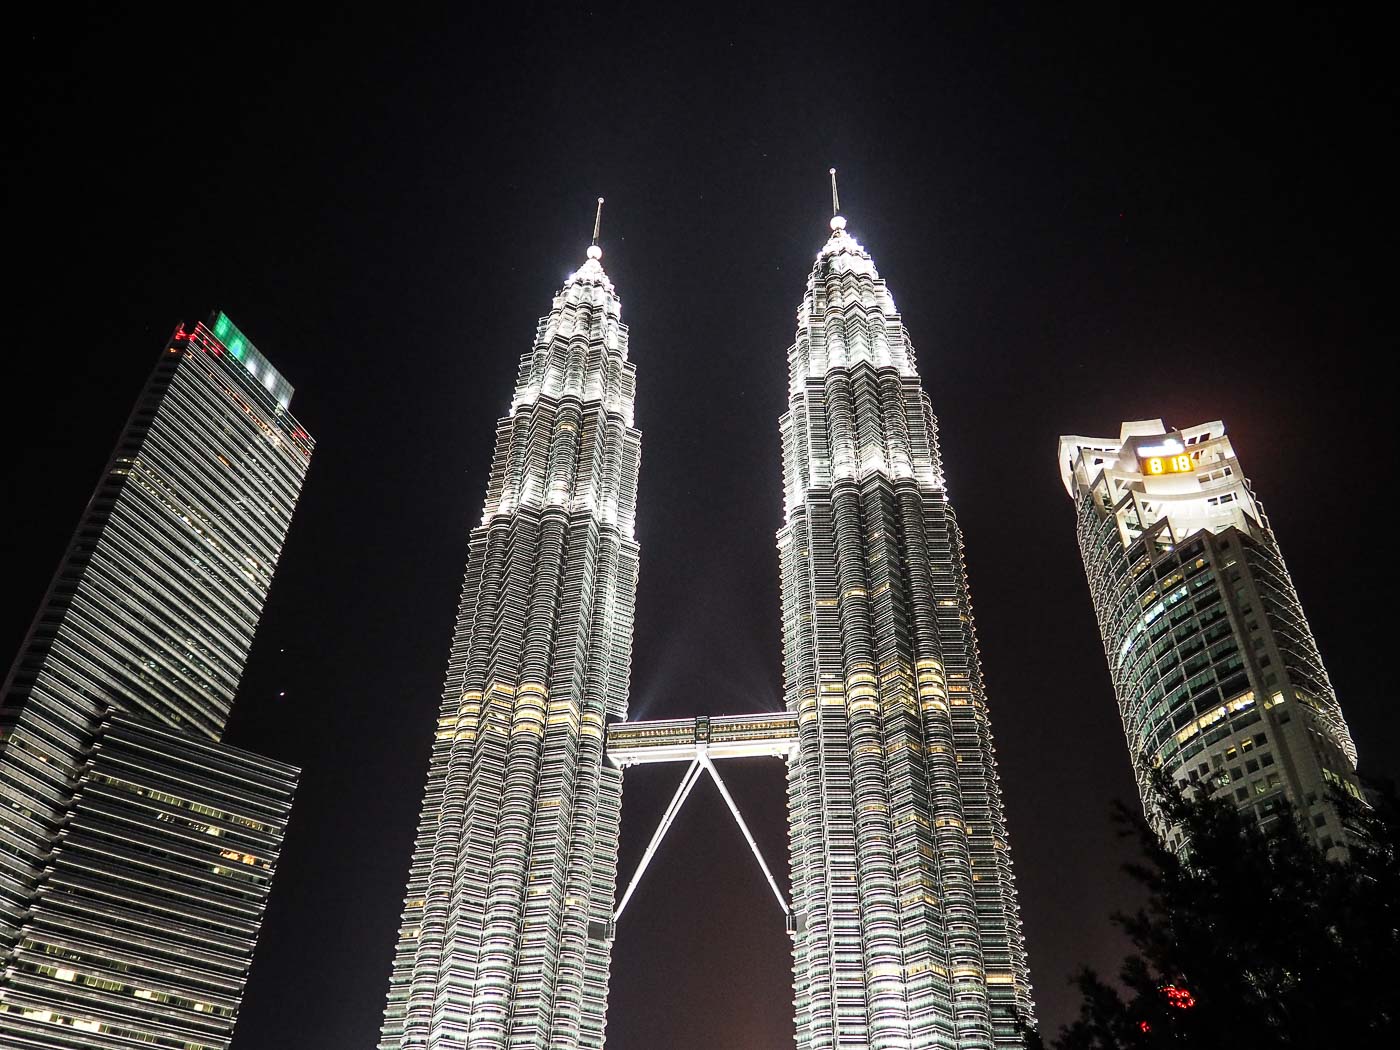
[{"xmin": 378, "ymin": 173, "xmax": 1036, "ymax": 1048}]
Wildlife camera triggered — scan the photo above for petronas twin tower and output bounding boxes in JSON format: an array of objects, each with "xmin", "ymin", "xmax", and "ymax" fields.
[
  {"xmin": 379, "ymin": 193, "xmax": 1034, "ymax": 1049},
  {"xmin": 779, "ymin": 216, "xmax": 1031, "ymax": 1047},
  {"xmin": 379, "ymin": 239, "xmax": 638, "ymax": 1048}
]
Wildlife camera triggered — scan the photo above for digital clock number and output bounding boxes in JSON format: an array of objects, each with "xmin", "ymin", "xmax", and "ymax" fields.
[{"xmin": 1142, "ymin": 454, "xmax": 1194, "ymax": 475}]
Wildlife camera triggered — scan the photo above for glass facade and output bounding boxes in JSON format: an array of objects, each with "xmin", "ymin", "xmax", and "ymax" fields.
[
  {"xmin": 1059, "ymin": 420, "xmax": 1361, "ymax": 852},
  {"xmin": 0, "ymin": 316, "xmax": 312, "ymax": 1047}
]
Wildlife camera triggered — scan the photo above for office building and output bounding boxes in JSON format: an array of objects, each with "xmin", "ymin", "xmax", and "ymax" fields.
[
  {"xmin": 777, "ymin": 210, "xmax": 1034, "ymax": 1048},
  {"xmin": 0, "ymin": 314, "xmax": 312, "ymax": 1048},
  {"xmin": 379, "ymin": 235, "xmax": 641, "ymax": 1049},
  {"xmin": 379, "ymin": 199, "xmax": 1036, "ymax": 1050},
  {"xmin": 1058, "ymin": 420, "xmax": 1362, "ymax": 851}
]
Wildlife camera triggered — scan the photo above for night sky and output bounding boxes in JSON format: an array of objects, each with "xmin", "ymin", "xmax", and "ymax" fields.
[{"xmin": 9, "ymin": 7, "xmax": 1396, "ymax": 1048}]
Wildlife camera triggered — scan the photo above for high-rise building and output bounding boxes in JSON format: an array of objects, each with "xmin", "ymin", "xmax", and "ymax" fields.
[
  {"xmin": 0, "ymin": 314, "xmax": 312, "ymax": 1048},
  {"xmin": 379, "ymin": 234, "xmax": 641, "ymax": 1049},
  {"xmin": 1058, "ymin": 420, "xmax": 1362, "ymax": 852},
  {"xmin": 777, "ymin": 211, "xmax": 1033, "ymax": 1048},
  {"xmin": 378, "ymin": 200, "xmax": 1037, "ymax": 1049}
]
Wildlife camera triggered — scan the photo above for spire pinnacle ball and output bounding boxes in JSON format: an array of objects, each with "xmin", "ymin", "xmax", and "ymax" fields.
[
  {"xmin": 586, "ymin": 245, "xmax": 603, "ymax": 260},
  {"xmin": 830, "ymin": 215, "xmax": 847, "ymax": 231}
]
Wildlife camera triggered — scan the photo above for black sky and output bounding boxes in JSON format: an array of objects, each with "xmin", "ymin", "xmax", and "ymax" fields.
[{"xmin": 8, "ymin": 5, "xmax": 1396, "ymax": 1047}]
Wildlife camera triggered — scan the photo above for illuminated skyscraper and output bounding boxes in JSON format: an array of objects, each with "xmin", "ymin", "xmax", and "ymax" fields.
[
  {"xmin": 377, "ymin": 195, "xmax": 1033, "ymax": 1049},
  {"xmin": 379, "ymin": 226, "xmax": 641, "ymax": 1050},
  {"xmin": 1058, "ymin": 420, "xmax": 1362, "ymax": 852},
  {"xmin": 777, "ymin": 206, "xmax": 1034, "ymax": 1048},
  {"xmin": 0, "ymin": 315, "xmax": 311, "ymax": 1048}
]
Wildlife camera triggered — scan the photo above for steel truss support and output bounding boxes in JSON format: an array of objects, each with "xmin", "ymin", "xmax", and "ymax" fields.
[
  {"xmin": 613, "ymin": 748, "xmax": 789, "ymax": 924},
  {"xmin": 698, "ymin": 752, "xmax": 790, "ymax": 915},
  {"xmin": 614, "ymin": 759, "xmax": 702, "ymax": 922}
]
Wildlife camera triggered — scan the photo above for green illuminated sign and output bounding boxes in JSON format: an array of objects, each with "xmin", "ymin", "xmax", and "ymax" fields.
[
  {"xmin": 208, "ymin": 311, "xmax": 295, "ymax": 409},
  {"xmin": 212, "ymin": 311, "xmax": 251, "ymax": 362}
]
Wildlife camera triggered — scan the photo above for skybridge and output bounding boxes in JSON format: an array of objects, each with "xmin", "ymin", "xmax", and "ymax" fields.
[
  {"xmin": 606, "ymin": 712, "xmax": 799, "ymax": 766},
  {"xmin": 605, "ymin": 712, "xmax": 800, "ymax": 928}
]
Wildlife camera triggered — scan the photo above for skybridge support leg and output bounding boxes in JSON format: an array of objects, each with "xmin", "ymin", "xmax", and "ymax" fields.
[
  {"xmin": 698, "ymin": 753, "xmax": 790, "ymax": 915},
  {"xmin": 614, "ymin": 759, "xmax": 703, "ymax": 923}
]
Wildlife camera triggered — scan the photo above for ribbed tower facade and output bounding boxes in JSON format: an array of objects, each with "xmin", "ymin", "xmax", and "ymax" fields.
[
  {"xmin": 779, "ymin": 216, "xmax": 1033, "ymax": 1049},
  {"xmin": 380, "ymin": 241, "xmax": 640, "ymax": 1049},
  {"xmin": 1059, "ymin": 420, "xmax": 1362, "ymax": 853},
  {"xmin": 0, "ymin": 314, "xmax": 310, "ymax": 1049}
]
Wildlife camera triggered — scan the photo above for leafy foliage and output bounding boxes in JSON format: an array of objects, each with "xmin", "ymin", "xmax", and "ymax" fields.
[{"xmin": 1050, "ymin": 774, "xmax": 1398, "ymax": 1049}]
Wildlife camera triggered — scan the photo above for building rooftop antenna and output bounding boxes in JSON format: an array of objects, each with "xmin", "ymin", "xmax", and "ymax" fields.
[
  {"xmin": 829, "ymin": 168, "xmax": 847, "ymax": 231},
  {"xmin": 584, "ymin": 196, "xmax": 606, "ymax": 262}
]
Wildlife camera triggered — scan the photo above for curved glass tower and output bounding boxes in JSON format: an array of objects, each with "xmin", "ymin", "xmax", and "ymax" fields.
[
  {"xmin": 1059, "ymin": 420, "xmax": 1362, "ymax": 852},
  {"xmin": 379, "ymin": 237, "xmax": 641, "ymax": 1050},
  {"xmin": 779, "ymin": 214, "xmax": 1034, "ymax": 1049}
]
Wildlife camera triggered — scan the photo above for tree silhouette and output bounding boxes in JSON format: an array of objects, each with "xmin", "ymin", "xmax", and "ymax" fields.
[{"xmin": 1050, "ymin": 774, "xmax": 1398, "ymax": 1049}]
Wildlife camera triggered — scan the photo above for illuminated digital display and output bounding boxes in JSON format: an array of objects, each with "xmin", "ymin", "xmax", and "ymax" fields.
[{"xmin": 1141, "ymin": 453, "xmax": 1194, "ymax": 475}]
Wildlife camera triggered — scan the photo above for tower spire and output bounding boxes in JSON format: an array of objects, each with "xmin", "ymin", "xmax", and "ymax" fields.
[
  {"xmin": 828, "ymin": 168, "xmax": 847, "ymax": 232},
  {"xmin": 587, "ymin": 197, "xmax": 605, "ymax": 261}
]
